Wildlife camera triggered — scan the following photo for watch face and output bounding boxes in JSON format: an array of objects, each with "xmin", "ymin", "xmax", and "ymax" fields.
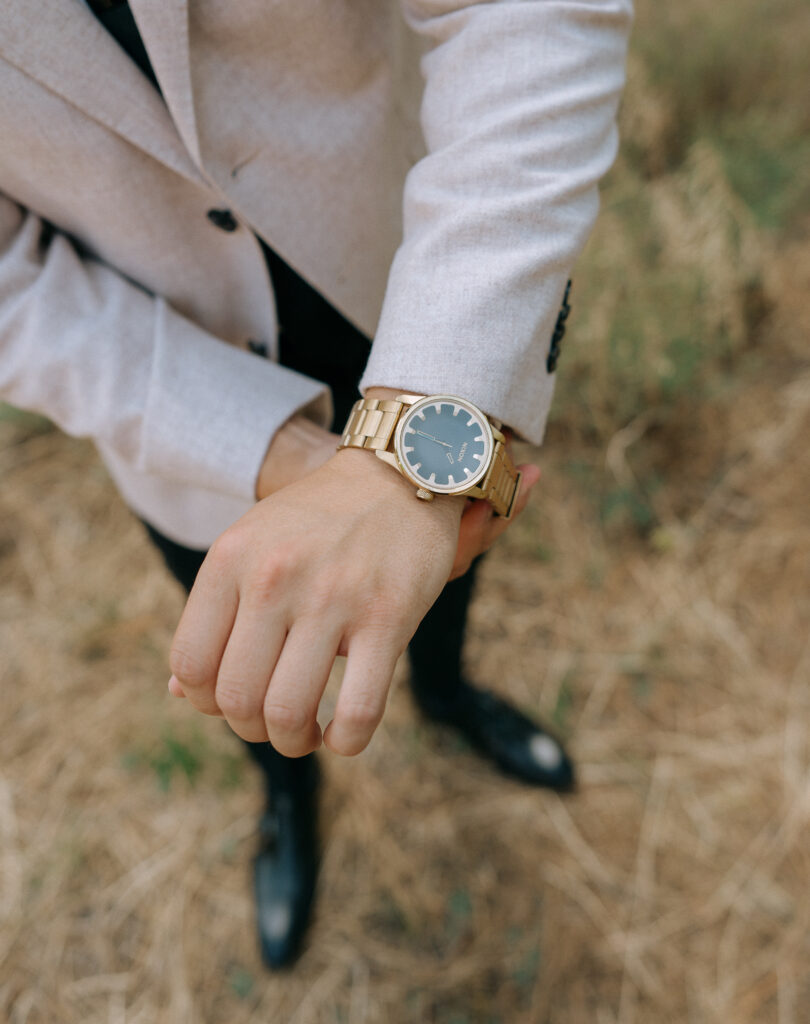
[{"xmin": 394, "ymin": 396, "xmax": 494, "ymax": 494}]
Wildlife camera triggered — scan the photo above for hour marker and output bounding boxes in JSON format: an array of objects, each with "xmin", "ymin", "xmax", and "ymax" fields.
[
  {"xmin": 448, "ymin": 474, "xmax": 456, "ymax": 485},
  {"xmin": 412, "ymin": 461, "xmax": 422, "ymax": 471},
  {"xmin": 473, "ymin": 453, "xmax": 484, "ymax": 461},
  {"xmin": 474, "ymin": 434, "xmax": 484, "ymax": 442},
  {"xmin": 433, "ymin": 403, "xmax": 443, "ymax": 415},
  {"xmin": 453, "ymin": 407, "xmax": 461, "ymax": 416},
  {"xmin": 416, "ymin": 410, "xmax": 426, "ymax": 421},
  {"xmin": 464, "ymin": 467, "xmax": 472, "ymax": 477},
  {"xmin": 404, "ymin": 445, "xmax": 415, "ymax": 454},
  {"xmin": 467, "ymin": 416, "xmax": 475, "ymax": 427},
  {"xmin": 405, "ymin": 426, "xmax": 415, "ymax": 435},
  {"xmin": 428, "ymin": 472, "xmax": 436, "ymax": 484}
]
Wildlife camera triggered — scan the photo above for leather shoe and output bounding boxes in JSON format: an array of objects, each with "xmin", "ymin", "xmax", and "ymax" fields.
[
  {"xmin": 253, "ymin": 766, "xmax": 320, "ymax": 969},
  {"xmin": 412, "ymin": 680, "xmax": 575, "ymax": 791}
]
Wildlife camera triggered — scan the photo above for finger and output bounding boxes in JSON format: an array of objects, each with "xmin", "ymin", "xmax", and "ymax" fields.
[
  {"xmin": 518, "ymin": 463, "xmax": 541, "ymax": 492},
  {"xmin": 168, "ymin": 675, "xmax": 187, "ymax": 698},
  {"xmin": 479, "ymin": 462, "xmax": 541, "ymax": 552},
  {"xmin": 323, "ymin": 632, "xmax": 398, "ymax": 756},
  {"xmin": 169, "ymin": 551, "xmax": 239, "ymax": 716},
  {"xmin": 168, "ymin": 674, "xmax": 224, "ymax": 716},
  {"xmin": 263, "ymin": 620, "xmax": 342, "ymax": 758},
  {"xmin": 214, "ymin": 604, "xmax": 288, "ymax": 743},
  {"xmin": 460, "ymin": 496, "xmax": 493, "ymax": 549},
  {"xmin": 450, "ymin": 499, "xmax": 493, "ymax": 580}
]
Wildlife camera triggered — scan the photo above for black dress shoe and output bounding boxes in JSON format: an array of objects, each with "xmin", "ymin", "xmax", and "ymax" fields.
[
  {"xmin": 253, "ymin": 767, "xmax": 320, "ymax": 969},
  {"xmin": 412, "ymin": 680, "xmax": 576, "ymax": 791}
]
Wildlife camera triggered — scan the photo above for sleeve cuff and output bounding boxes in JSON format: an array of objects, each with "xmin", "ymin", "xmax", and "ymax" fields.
[
  {"xmin": 358, "ymin": 265, "xmax": 567, "ymax": 445},
  {"xmin": 140, "ymin": 299, "xmax": 332, "ymax": 501}
]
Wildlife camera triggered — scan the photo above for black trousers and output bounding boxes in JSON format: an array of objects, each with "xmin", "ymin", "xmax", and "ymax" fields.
[{"xmin": 143, "ymin": 249, "xmax": 481, "ymax": 793}]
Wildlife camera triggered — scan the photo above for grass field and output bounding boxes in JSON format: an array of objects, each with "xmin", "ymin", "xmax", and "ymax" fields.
[{"xmin": 1, "ymin": 2, "xmax": 809, "ymax": 1021}]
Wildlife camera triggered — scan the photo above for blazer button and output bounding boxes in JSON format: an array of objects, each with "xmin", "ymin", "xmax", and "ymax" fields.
[
  {"xmin": 247, "ymin": 339, "xmax": 269, "ymax": 358},
  {"xmin": 207, "ymin": 208, "xmax": 239, "ymax": 232},
  {"xmin": 546, "ymin": 279, "xmax": 572, "ymax": 374}
]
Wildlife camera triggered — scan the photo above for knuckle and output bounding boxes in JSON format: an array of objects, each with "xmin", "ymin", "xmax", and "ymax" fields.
[
  {"xmin": 215, "ymin": 682, "xmax": 264, "ymax": 721},
  {"xmin": 245, "ymin": 555, "xmax": 294, "ymax": 604},
  {"xmin": 338, "ymin": 698, "xmax": 383, "ymax": 731},
  {"xmin": 364, "ymin": 587, "xmax": 409, "ymax": 629},
  {"xmin": 208, "ymin": 527, "xmax": 243, "ymax": 566},
  {"xmin": 264, "ymin": 701, "xmax": 311, "ymax": 736},
  {"xmin": 273, "ymin": 735, "xmax": 320, "ymax": 758},
  {"xmin": 306, "ymin": 581, "xmax": 338, "ymax": 619},
  {"xmin": 328, "ymin": 732, "xmax": 372, "ymax": 757},
  {"xmin": 169, "ymin": 642, "xmax": 214, "ymax": 688},
  {"xmin": 334, "ymin": 567, "xmax": 366, "ymax": 608}
]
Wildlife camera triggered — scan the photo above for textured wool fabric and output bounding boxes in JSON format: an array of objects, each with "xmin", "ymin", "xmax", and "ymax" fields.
[{"xmin": 0, "ymin": 0, "xmax": 632, "ymax": 546}]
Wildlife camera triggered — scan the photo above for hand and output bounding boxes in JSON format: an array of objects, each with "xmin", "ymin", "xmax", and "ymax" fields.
[
  {"xmin": 169, "ymin": 390, "xmax": 540, "ymax": 757},
  {"xmin": 252, "ymin": 391, "xmax": 539, "ymax": 580},
  {"xmin": 169, "ymin": 447, "xmax": 465, "ymax": 757}
]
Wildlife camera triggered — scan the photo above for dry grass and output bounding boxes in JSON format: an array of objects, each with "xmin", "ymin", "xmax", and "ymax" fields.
[{"xmin": 2, "ymin": 2, "xmax": 810, "ymax": 1022}]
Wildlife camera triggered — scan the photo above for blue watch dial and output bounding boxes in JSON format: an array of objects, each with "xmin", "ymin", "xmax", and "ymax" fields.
[{"xmin": 395, "ymin": 397, "xmax": 492, "ymax": 493}]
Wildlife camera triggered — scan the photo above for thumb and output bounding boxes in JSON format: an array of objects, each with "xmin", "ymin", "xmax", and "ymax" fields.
[{"xmin": 517, "ymin": 463, "xmax": 541, "ymax": 491}]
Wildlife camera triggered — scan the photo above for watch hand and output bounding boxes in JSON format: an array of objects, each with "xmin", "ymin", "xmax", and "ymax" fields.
[{"xmin": 414, "ymin": 430, "xmax": 452, "ymax": 448}]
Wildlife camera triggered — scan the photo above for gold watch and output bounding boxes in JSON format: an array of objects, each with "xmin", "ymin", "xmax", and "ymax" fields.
[{"xmin": 338, "ymin": 393, "xmax": 522, "ymax": 518}]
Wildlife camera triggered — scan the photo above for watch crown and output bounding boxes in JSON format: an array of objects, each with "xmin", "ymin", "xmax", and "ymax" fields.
[{"xmin": 415, "ymin": 487, "xmax": 435, "ymax": 502}]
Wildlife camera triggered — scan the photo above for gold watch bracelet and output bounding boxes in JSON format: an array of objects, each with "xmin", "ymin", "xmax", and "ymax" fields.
[{"xmin": 338, "ymin": 396, "xmax": 522, "ymax": 519}]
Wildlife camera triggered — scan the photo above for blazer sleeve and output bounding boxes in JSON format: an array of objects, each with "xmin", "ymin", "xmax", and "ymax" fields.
[
  {"xmin": 0, "ymin": 195, "xmax": 331, "ymax": 501},
  {"xmin": 360, "ymin": 0, "xmax": 633, "ymax": 442}
]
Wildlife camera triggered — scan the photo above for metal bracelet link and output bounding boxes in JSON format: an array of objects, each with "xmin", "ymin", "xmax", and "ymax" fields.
[
  {"xmin": 339, "ymin": 397, "xmax": 404, "ymax": 451},
  {"xmin": 481, "ymin": 442, "xmax": 521, "ymax": 518}
]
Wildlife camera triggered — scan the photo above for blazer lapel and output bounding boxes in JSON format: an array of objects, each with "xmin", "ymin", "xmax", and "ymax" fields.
[
  {"xmin": 0, "ymin": 0, "xmax": 206, "ymax": 188},
  {"xmin": 128, "ymin": 0, "xmax": 202, "ymax": 167}
]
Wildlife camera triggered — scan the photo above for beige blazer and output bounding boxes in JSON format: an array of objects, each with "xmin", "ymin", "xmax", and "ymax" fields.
[{"xmin": 0, "ymin": 0, "xmax": 632, "ymax": 546}]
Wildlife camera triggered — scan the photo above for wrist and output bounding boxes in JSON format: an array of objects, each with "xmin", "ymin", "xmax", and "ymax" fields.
[
  {"xmin": 256, "ymin": 415, "xmax": 337, "ymax": 500},
  {"xmin": 333, "ymin": 387, "xmax": 463, "ymax": 521},
  {"xmin": 331, "ymin": 445, "xmax": 465, "ymax": 522}
]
